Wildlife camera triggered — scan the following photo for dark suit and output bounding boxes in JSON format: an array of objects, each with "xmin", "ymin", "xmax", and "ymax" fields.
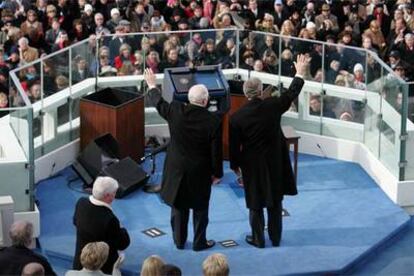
[
  {"xmin": 73, "ymin": 197, "xmax": 130, "ymax": 274},
  {"xmin": 229, "ymin": 77, "xmax": 305, "ymax": 246},
  {"xmin": 148, "ymin": 88, "xmax": 223, "ymax": 249},
  {"xmin": 0, "ymin": 245, "xmax": 56, "ymax": 275}
]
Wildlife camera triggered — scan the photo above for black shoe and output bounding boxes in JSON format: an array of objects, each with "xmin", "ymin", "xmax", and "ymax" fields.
[
  {"xmin": 245, "ymin": 235, "xmax": 265, "ymax": 248},
  {"xmin": 143, "ymin": 184, "xmax": 162, "ymax": 193},
  {"xmin": 193, "ymin": 240, "xmax": 216, "ymax": 251},
  {"xmin": 176, "ymin": 244, "xmax": 185, "ymax": 250},
  {"xmin": 271, "ymin": 241, "xmax": 280, "ymax": 247}
]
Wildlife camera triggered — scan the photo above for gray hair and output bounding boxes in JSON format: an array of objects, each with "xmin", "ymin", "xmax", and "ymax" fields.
[
  {"xmin": 202, "ymin": 253, "xmax": 229, "ymax": 276},
  {"xmin": 405, "ymin": 33, "xmax": 414, "ymax": 40},
  {"xmin": 9, "ymin": 220, "xmax": 33, "ymax": 247},
  {"xmin": 200, "ymin": 17, "xmax": 210, "ymax": 29},
  {"xmin": 188, "ymin": 84, "xmax": 209, "ymax": 106},
  {"xmin": 92, "ymin": 176, "xmax": 119, "ymax": 200},
  {"xmin": 243, "ymin": 77, "xmax": 263, "ymax": 99},
  {"xmin": 18, "ymin": 37, "xmax": 29, "ymax": 46},
  {"xmin": 80, "ymin": 242, "xmax": 109, "ymax": 271}
]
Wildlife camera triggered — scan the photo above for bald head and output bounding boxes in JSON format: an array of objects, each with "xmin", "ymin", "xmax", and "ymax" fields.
[
  {"xmin": 188, "ymin": 84, "xmax": 209, "ymax": 107},
  {"xmin": 243, "ymin": 77, "xmax": 263, "ymax": 99},
  {"xmin": 10, "ymin": 220, "xmax": 33, "ymax": 247},
  {"xmin": 21, "ymin": 262, "xmax": 45, "ymax": 276}
]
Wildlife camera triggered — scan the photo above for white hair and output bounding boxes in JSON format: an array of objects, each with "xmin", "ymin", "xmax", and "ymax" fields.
[
  {"xmin": 92, "ymin": 176, "xmax": 119, "ymax": 200},
  {"xmin": 188, "ymin": 84, "xmax": 209, "ymax": 106},
  {"xmin": 18, "ymin": 37, "xmax": 29, "ymax": 46},
  {"xmin": 243, "ymin": 77, "xmax": 263, "ymax": 98}
]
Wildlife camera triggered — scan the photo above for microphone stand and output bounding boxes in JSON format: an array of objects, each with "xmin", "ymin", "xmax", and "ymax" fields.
[{"xmin": 141, "ymin": 140, "xmax": 169, "ymax": 193}]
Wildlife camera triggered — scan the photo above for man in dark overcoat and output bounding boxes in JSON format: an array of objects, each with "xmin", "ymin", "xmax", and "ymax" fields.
[
  {"xmin": 73, "ymin": 176, "xmax": 130, "ymax": 274},
  {"xmin": 0, "ymin": 220, "xmax": 56, "ymax": 275},
  {"xmin": 143, "ymin": 68, "xmax": 223, "ymax": 251},
  {"xmin": 229, "ymin": 54, "xmax": 307, "ymax": 248}
]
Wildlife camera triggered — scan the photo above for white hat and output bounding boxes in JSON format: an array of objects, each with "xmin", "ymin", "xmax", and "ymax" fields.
[
  {"xmin": 274, "ymin": 0, "xmax": 283, "ymax": 5},
  {"xmin": 353, "ymin": 63, "xmax": 363, "ymax": 73},
  {"xmin": 84, "ymin": 4, "xmax": 93, "ymax": 12},
  {"xmin": 111, "ymin": 8, "xmax": 120, "ymax": 17},
  {"xmin": 306, "ymin": 21, "xmax": 316, "ymax": 29}
]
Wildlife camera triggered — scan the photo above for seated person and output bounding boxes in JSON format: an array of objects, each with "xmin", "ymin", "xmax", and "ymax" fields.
[{"xmin": 309, "ymin": 95, "xmax": 336, "ymax": 118}]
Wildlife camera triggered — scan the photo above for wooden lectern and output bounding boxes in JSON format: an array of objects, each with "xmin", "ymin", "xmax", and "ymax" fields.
[{"xmin": 80, "ymin": 88, "xmax": 145, "ymax": 161}]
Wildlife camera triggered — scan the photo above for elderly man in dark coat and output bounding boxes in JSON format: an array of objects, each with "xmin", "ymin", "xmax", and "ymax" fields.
[
  {"xmin": 229, "ymin": 54, "xmax": 307, "ymax": 248},
  {"xmin": 73, "ymin": 176, "xmax": 130, "ymax": 274},
  {"xmin": 0, "ymin": 220, "xmax": 56, "ymax": 275},
  {"xmin": 143, "ymin": 68, "xmax": 223, "ymax": 251}
]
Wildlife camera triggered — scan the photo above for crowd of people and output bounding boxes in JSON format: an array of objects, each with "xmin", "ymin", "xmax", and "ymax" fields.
[
  {"xmin": 0, "ymin": 178, "xmax": 231, "ymax": 275},
  {"xmin": 0, "ymin": 221, "xmax": 230, "ymax": 275},
  {"xmin": 0, "ymin": 0, "xmax": 412, "ymax": 122}
]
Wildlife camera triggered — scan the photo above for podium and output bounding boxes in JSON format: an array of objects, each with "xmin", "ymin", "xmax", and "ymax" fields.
[
  {"xmin": 80, "ymin": 88, "xmax": 145, "ymax": 161},
  {"xmin": 222, "ymin": 94, "xmax": 248, "ymax": 160},
  {"xmin": 163, "ymin": 65, "xmax": 230, "ymax": 114}
]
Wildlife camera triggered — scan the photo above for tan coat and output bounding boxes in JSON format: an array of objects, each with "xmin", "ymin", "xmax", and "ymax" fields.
[
  {"xmin": 363, "ymin": 29, "xmax": 385, "ymax": 49},
  {"xmin": 21, "ymin": 47, "xmax": 39, "ymax": 63}
]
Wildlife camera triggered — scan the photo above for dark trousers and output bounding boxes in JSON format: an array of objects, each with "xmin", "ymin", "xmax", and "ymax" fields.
[
  {"xmin": 171, "ymin": 207, "xmax": 209, "ymax": 248},
  {"xmin": 249, "ymin": 200, "xmax": 282, "ymax": 246}
]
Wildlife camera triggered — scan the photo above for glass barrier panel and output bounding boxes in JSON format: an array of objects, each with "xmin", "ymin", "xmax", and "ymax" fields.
[
  {"xmin": 42, "ymin": 50, "xmax": 69, "ymax": 97},
  {"xmin": 70, "ymin": 40, "xmax": 96, "ymax": 86},
  {"xmin": 9, "ymin": 72, "xmax": 28, "ymax": 108},
  {"xmin": 0, "ymin": 105, "xmax": 33, "ymax": 212},
  {"xmin": 9, "ymin": 107, "xmax": 31, "ymax": 160},
  {"xmin": 12, "ymin": 62, "xmax": 42, "ymax": 105},
  {"xmin": 405, "ymin": 128, "xmax": 414, "ymax": 180},
  {"xmin": 378, "ymin": 78, "xmax": 407, "ymax": 177},
  {"xmin": 241, "ymin": 32, "xmax": 276, "ymax": 74},
  {"xmin": 0, "ymin": 160, "xmax": 31, "ymax": 212},
  {"xmin": 366, "ymin": 52, "xmax": 383, "ymax": 94},
  {"xmin": 363, "ymin": 52, "xmax": 385, "ymax": 158},
  {"xmin": 286, "ymin": 88, "xmax": 322, "ymax": 135}
]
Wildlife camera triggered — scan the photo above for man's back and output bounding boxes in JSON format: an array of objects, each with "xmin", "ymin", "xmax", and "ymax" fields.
[
  {"xmin": 0, "ymin": 245, "xmax": 56, "ymax": 275},
  {"xmin": 230, "ymin": 98, "xmax": 281, "ymax": 154},
  {"xmin": 73, "ymin": 197, "xmax": 130, "ymax": 274}
]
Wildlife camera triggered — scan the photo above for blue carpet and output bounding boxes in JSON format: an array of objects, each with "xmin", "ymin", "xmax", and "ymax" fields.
[{"xmin": 35, "ymin": 153, "xmax": 410, "ymax": 275}]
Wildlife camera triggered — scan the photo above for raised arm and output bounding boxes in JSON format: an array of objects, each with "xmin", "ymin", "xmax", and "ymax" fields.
[
  {"xmin": 276, "ymin": 54, "xmax": 307, "ymax": 113},
  {"xmin": 144, "ymin": 68, "xmax": 171, "ymax": 120}
]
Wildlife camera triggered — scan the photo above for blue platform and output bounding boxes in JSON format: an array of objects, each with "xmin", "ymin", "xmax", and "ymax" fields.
[{"xmin": 35, "ymin": 153, "xmax": 410, "ymax": 275}]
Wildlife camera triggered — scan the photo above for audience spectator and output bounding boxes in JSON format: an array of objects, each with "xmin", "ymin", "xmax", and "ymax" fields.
[
  {"xmin": 140, "ymin": 255, "xmax": 165, "ymax": 276},
  {"xmin": 66, "ymin": 241, "xmax": 123, "ymax": 276},
  {"xmin": 0, "ymin": 0, "xmax": 412, "ymax": 118},
  {"xmin": 114, "ymin": 43, "xmax": 135, "ymax": 70},
  {"xmin": 202, "ymin": 253, "xmax": 229, "ymax": 276},
  {"xmin": 309, "ymin": 94, "xmax": 336, "ymax": 118},
  {"xmin": 160, "ymin": 264, "xmax": 182, "ymax": 276},
  {"xmin": 72, "ymin": 176, "xmax": 130, "ymax": 274},
  {"xmin": 0, "ymin": 220, "xmax": 56, "ymax": 275}
]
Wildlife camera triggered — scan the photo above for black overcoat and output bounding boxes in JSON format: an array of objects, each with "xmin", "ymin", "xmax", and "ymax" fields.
[
  {"xmin": 229, "ymin": 77, "xmax": 304, "ymax": 209},
  {"xmin": 148, "ymin": 88, "xmax": 223, "ymax": 210},
  {"xmin": 72, "ymin": 197, "xmax": 130, "ymax": 274},
  {"xmin": 0, "ymin": 245, "xmax": 56, "ymax": 275}
]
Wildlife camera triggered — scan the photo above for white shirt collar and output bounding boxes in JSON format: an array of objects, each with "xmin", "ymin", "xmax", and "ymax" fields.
[{"xmin": 89, "ymin": 195, "xmax": 112, "ymax": 211}]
